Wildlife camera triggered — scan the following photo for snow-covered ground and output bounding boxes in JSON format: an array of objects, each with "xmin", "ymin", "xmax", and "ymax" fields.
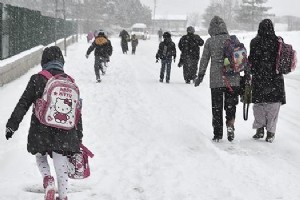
[{"xmin": 1, "ymin": 31, "xmax": 300, "ymax": 200}]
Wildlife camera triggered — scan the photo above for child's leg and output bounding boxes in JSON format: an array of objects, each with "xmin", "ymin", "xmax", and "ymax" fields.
[
  {"xmin": 166, "ymin": 59, "xmax": 172, "ymax": 81},
  {"xmin": 36, "ymin": 153, "xmax": 56, "ymax": 199},
  {"xmin": 94, "ymin": 56, "xmax": 101, "ymax": 80},
  {"xmin": 36, "ymin": 153, "xmax": 51, "ymax": 177},
  {"xmin": 52, "ymin": 152, "xmax": 69, "ymax": 200},
  {"xmin": 160, "ymin": 60, "xmax": 166, "ymax": 81}
]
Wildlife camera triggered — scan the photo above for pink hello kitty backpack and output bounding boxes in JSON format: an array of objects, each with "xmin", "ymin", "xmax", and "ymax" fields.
[
  {"xmin": 34, "ymin": 70, "xmax": 81, "ymax": 130},
  {"xmin": 68, "ymin": 144, "xmax": 94, "ymax": 179}
]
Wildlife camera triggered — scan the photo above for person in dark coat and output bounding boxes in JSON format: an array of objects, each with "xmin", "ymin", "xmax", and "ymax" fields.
[
  {"xmin": 131, "ymin": 34, "xmax": 139, "ymax": 55},
  {"xmin": 156, "ymin": 32, "xmax": 176, "ymax": 83},
  {"xmin": 119, "ymin": 29, "xmax": 130, "ymax": 54},
  {"xmin": 158, "ymin": 28, "xmax": 163, "ymax": 42},
  {"xmin": 5, "ymin": 46, "xmax": 83, "ymax": 200},
  {"xmin": 194, "ymin": 16, "xmax": 239, "ymax": 142},
  {"xmin": 248, "ymin": 19, "xmax": 286, "ymax": 143},
  {"xmin": 86, "ymin": 30, "xmax": 113, "ymax": 82},
  {"xmin": 178, "ymin": 26, "xmax": 204, "ymax": 83}
]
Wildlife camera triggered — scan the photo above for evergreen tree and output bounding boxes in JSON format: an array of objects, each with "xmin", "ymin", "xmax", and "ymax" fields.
[
  {"xmin": 235, "ymin": 0, "xmax": 273, "ymax": 31},
  {"xmin": 202, "ymin": 0, "xmax": 237, "ymax": 30}
]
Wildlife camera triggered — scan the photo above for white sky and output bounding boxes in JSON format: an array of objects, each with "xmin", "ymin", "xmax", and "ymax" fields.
[
  {"xmin": 1, "ymin": 31, "xmax": 300, "ymax": 199},
  {"xmin": 140, "ymin": 0, "xmax": 300, "ymax": 18}
]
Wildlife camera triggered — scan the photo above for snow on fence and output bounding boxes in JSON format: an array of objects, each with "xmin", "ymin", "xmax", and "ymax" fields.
[{"xmin": 0, "ymin": 37, "xmax": 76, "ymax": 86}]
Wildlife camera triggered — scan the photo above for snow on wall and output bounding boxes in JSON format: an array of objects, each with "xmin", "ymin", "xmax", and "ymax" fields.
[{"xmin": 0, "ymin": 36, "xmax": 77, "ymax": 86}]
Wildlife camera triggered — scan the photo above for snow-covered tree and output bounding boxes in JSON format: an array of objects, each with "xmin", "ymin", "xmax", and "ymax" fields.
[
  {"xmin": 202, "ymin": 0, "xmax": 238, "ymax": 30},
  {"xmin": 235, "ymin": 0, "xmax": 273, "ymax": 31}
]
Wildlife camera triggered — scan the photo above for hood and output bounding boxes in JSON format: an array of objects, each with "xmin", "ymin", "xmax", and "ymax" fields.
[
  {"xmin": 258, "ymin": 19, "xmax": 276, "ymax": 37},
  {"xmin": 95, "ymin": 36, "xmax": 108, "ymax": 46},
  {"xmin": 208, "ymin": 16, "xmax": 228, "ymax": 36},
  {"xmin": 41, "ymin": 46, "xmax": 64, "ymax": 66}
]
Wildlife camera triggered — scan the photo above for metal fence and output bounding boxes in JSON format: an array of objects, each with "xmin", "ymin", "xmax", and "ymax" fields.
[{"xmin": 0, "ymin": 3, "xmax": 76, "ymax": 60}]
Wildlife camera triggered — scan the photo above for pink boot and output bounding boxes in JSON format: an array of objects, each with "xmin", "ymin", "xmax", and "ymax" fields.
[{"xmin": 43, "ymin": 176, "xmax": 56, "ymax": 200}]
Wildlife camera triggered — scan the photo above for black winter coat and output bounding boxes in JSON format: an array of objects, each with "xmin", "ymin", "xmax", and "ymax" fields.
[
  {"xmin": 178, "ymin": 33, "xmax": 204, "ymax": 60},
  {"xmin": 248, "ymin": 21, "xmax": 286, "ymax": 105},
  {"xmin": 156, "ymin": 38, "xmax": 176, "ymax": 60},
  {"xmin": 6, "ymin": 69, "xmax": 83, "ymax": 155},
  {"xmin": 86, "ymin": 35, "xmax": 113, "ymax": 58}
]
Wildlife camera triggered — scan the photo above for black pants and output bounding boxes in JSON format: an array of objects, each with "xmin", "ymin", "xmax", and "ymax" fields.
[
  {"xmin": 94, "ymin": 56, "xmax": 106, "ymax": 80},
  {"xmin": 132, "ymin": 47, "xmax": 136, "ymax": 54},
  {"xmin": 211, "ymin": 87, "xmax": 239, "ymax": 138},
  {"xmin": 183, "ymin": 58, "xmax": 199, "ymax": 82}
]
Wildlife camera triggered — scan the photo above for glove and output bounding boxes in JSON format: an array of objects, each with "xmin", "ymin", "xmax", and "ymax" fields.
[
  {"xmin": 85, "ymin": 54, "xmax": 89, "ymax": 59},
  {"xmin": 194, "ymin": 74, "xmax": 204, "ymax": 87},
  {"xmin": 194, "ymin": 78, "xmax": 201, "ymax": 87},
  {"xmin": 5, "ymin": 127, "xmax": 15, "ymax": 140}
]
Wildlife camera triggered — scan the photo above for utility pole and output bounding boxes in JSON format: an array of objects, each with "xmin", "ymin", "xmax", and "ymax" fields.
[
  {"xmin": 55, "ymin": 0, "xmax": 67, "ymax": 56},
  {"xmin": 63, "ymin": 0, "xmax": 67, "ymax": 56},
  {"xmin": 153, "ymin": 0, "xmax": 157, "ymax": 34},
  {"xmin": 55, "ymin": 0, "xmax": 58, "ymax": 45}
]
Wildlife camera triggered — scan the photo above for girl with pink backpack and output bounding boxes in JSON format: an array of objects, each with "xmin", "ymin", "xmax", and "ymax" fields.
[{"xmin": 5, "ymin": 46, "xmax": 84, "ymax": 200}]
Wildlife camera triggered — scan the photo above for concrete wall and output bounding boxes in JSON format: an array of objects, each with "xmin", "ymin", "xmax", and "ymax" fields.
[{"xmin": 0, "ymin": 36, "xmax": 77, "ymax": 87}]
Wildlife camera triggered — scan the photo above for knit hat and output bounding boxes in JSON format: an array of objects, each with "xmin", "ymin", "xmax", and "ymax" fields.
[
  {"xmin": 98, "ymin": 29, "xmax": 105, "ymax": 36},
  {"xmin": 163, "ymin": 32, "xmax": 171, "ymax": 39},
  {"xmin": 187, "ymin": 26, "xmax": 195, "ymax": 34}
]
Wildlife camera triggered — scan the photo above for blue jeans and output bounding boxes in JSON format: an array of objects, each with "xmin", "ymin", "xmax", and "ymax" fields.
[{"xmin": 160, "ymin": 58, "xmax": 172, "ymax": 81}]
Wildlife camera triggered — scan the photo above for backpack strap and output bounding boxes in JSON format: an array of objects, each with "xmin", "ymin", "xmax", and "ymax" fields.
[
  {"xmin": 39, "ymin": 70, "xmax": 53, "ymax": 80},
  {"xmin": 222, "ymin": 75, "xmax": 234, "ymax": 93},
  {"xmin": 39, "ymin": 70, "xmax": 75, "ymax": 83},
  {"xmin": 275, "ymin": 36, "xmax": 284, "ymax": 74}
]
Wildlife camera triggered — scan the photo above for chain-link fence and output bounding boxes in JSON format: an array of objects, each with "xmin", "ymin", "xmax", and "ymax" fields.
[{"xmin": 0, "ymin": 3, "xmax": 76, "ymax": 60}]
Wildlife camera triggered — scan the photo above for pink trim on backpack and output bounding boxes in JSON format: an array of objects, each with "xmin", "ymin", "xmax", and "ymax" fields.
[
  {"xmin": 39, "ymin": 70, "xmax": 53, "ymax": 79},
  {"xmin": 39, "ymin": 70, "xmax": 75, "ymax": 83}
]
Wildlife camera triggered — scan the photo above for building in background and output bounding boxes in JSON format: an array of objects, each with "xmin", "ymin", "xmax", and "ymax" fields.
[{"xmin": 152, "ymin": 15, "xmax": 187, "ymax": 34}]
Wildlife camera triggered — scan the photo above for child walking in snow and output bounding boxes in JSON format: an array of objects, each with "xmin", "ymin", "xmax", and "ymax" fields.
[
  {"xmin": 5, "ymin": 46, "xmax": 83, "ymax": 200},
  {"xmin": 86, "ymin": 30, "xmax": 113, "ymax": 82},
  {"xmin": 131, "ymin": 34, "xmax": 139, "ymax": 54},
  {"xmin": 155, "ymin": 32, "xmax": 176, "ymax": 83}
]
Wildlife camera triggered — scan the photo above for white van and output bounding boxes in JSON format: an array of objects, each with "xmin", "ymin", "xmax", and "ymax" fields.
[{"xmin": 131, "ymin": 23, "xmax": 149, "ymax": 40}]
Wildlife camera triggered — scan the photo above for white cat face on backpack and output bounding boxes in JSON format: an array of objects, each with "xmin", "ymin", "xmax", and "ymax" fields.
[{"xmin": 54, "ymin": 98, "xmax": 72, "ymax": 115}]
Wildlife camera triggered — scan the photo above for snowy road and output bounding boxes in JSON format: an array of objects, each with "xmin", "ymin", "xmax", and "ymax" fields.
[{"xmin": 1, "ymin": 33, "xmax": 300, "ymax": 200}]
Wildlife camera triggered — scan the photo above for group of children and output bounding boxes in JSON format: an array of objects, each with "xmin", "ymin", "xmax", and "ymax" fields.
[{"xmin": 4, "ymin": 17, "xmax": 290, "ymax": 199}]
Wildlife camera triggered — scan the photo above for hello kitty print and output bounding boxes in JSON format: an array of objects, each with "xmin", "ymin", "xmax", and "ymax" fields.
[{"xmin": 34, "ymin": 70, "xmax": 81, "ymax": 130}]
